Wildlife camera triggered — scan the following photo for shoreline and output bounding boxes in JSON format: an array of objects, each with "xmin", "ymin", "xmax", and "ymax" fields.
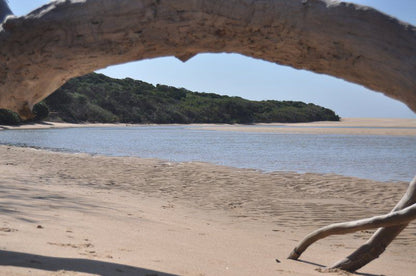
[
  {"xmin": 0, "ymin": 145, "xmax": 415, "ymax": 275},
  {"xmin": 197, "ymin": 118, "xmax": 416, "ymax": 136},
  {"xmin": 1, "ymin": 117, "xmax": 416, "ymax": 136},
  {"xmin": 1, "ymin": 142, "xmax": 412, "ymax": 184}
]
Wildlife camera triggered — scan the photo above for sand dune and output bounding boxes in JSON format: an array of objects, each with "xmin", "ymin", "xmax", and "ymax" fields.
[{"xmin": 0, "ymin": 145, "xmax": 414, "ymax": 275}]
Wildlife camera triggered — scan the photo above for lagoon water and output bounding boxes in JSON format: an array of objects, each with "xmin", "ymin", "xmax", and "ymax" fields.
[{"xmin": 0, "ymin": 126, "xmax": 415, "ymax": 182}]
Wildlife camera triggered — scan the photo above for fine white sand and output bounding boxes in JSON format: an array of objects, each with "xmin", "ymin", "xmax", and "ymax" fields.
[{"xmin": 0, "ymin": 142, "xmax": 415, "ymax": 275}]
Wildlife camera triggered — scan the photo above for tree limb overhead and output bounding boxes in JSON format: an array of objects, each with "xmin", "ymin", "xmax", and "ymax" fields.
[{"xmin": 0, "ymin": 0, "xmax": 415, "ymax": 118}]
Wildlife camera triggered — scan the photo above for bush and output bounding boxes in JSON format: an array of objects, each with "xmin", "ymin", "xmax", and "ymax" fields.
[
  {"xmin": 32, "ymin": 101, "xmax": 50, "ymax": 121},
  {"xmin": 0, "ymin": 109, "xmax": 21, "ymax": 125}
]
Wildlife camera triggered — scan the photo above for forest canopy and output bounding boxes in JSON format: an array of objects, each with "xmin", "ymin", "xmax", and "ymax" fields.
[{"xmin": 1, "ymin": 73, "xmax": 340, "ymax": 125}]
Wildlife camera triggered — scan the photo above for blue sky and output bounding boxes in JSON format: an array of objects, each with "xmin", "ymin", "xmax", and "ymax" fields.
[{"xmin": 6, "ymin": 0, "xmax": 416, "ymax": 118}]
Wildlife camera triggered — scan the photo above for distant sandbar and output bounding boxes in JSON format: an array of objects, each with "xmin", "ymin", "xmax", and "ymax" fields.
[
  {"xmin": 196, "ymin": 118, "xmax": 416, "ymax": 136},
  {"xmin": 1, "ymin": 118, "xmax": 415, "ymax": 136}
]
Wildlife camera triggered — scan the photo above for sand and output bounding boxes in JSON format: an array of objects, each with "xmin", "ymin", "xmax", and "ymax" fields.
[
  {"xmin": 195, "ymin": 118, "xmax": 416, "ymax": 136},
  {"xmin": 1, "ymin": 118, "xmax": 416, "ymax": 136},
  {"xmin": 0, "ymin": 143, "xmax": 415, "ymax": 276},
  {"xmin": 0, "ymin": 118, "xmax": 415, "ymax": 275}
]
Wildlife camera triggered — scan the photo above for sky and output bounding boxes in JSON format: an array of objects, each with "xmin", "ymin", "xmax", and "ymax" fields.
[{"xmin": 6, "ymin": 0, "xmax": 416, "ymax": 118}]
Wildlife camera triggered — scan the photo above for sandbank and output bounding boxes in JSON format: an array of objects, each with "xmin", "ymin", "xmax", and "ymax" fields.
[
  {"xmin": 196, "ymin": 118, "xmax": 416, "ymax": 136},
  {"xmin": 1, "ymin": 118, "xmax": 416, "ymax": 136},
  {"xmin": 0, "ymin": 145, "xmax": 414, "ymax": 275}
]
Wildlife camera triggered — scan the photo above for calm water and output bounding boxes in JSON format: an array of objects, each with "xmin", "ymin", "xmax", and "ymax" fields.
[{"xmin": 0, "ymin": 126, "xmax": 415, "ymax": 182}]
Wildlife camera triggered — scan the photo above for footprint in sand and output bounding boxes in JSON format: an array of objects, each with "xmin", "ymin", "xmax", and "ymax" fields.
[
  {"xmin": 47, "ymin": 242, "xmax": 94, "ymax": 249},
  {"xmin": 0, "ymin": 227, "xmax": 18, "ymax": 232}
]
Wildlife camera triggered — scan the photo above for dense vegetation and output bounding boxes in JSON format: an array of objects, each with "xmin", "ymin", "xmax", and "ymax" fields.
[
  {"xmin": 0, "ymin": 73, "xmax": 340, "ymax": 125},
  {"xmin": 0, "ymin": 101, "xmax": 49, "ymax": 125}
]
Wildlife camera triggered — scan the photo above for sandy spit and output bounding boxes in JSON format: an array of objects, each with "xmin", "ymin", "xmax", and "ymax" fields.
[
  {"xmin": 0, "ymin": 145, "xmax": 415, "ymax": 276},
  {"xmin": 1, "ymin": 118, "xmax": 416, "ymax": 136},
  {"xmin": 195, "ymin": 118, "xmax": 416, "ymax": 136}
]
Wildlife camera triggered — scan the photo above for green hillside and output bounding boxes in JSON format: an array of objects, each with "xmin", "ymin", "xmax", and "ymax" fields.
[{"xmin": 1, "ymin": 73, "xmax": 340, "ymax": 125}]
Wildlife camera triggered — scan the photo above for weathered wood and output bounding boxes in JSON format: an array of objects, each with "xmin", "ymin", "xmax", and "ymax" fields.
[
  {"xmin": 0, "ymin": 0, "xmax": 415, "ymax": 118},
  {"xmin": 330, "ymin": 175, "xmax": 416, "ymax": 271},
  {"xmin": 288, "ymin": 176, "xmax": 416, "ymax": 271},
  {"xmin": 288, "ymin": 201, "xmax": 416, "ymax": 260}
]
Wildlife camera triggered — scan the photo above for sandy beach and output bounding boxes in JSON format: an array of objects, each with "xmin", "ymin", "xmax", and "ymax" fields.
[
  {"xmin": 0, "ymin": 142, "xmax": 415, "ymax": 275},
  {"xmin": 1, "ymin": 118, "xmax": 416, "ymax": 136},
  {"xmin": 0, "ymin": 118, "xmax": 415, "ymax": 275}
]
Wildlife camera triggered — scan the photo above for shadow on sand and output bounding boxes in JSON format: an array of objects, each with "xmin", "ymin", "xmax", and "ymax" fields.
[{"xmin": 0, "ymin": 250, "xmax": 177, "ymax": 276}]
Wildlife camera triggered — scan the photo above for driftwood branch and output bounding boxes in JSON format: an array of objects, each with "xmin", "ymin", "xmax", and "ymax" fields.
[
  {"xmin": 288, "ymin": 202, "xmax": 416, "ymax": 260},
  {"xmin": 0, "ymin": 0, "xmax": 415, "ymax": 117},
  {"xmin": 330, "ymin": 175, "xmax": 416, "ymax": 271},
  {"xmin": 288, "ymin": 176, "xmax": 416, "ymax": 271}
]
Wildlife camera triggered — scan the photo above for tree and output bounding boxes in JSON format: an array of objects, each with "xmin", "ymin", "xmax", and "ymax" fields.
[
  {"xmin": 0, "ymin": 108, "xmax": 21, "ymax": 125},
  {"xmin": 32, "ymin": 101, "xmax": 49, "ymax": 121},
  {"xmin": 41, "ymin": 72, "xmax": 339, "ymax": 124},
  {"xmin": 0, "ymin": 0, "xmax": 11, "ymax": 22},
  {"xmin": 0, "ymin": 0, "xmax": 415, "ymax": 272}
]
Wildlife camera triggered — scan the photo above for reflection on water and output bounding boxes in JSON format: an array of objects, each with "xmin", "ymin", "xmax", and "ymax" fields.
[{"xmin": 0, "ymin": 126, "xmax": 415, "ymax": 182}]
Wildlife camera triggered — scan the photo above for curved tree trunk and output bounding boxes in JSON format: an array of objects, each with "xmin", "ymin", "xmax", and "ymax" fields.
[
  {"xmin": 0, "ymin": 0, "xmax": 415, "ymax": 273},
  {"xmin": 0, "ymin": 0, "xmax": 415, "ymax": 117}
]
